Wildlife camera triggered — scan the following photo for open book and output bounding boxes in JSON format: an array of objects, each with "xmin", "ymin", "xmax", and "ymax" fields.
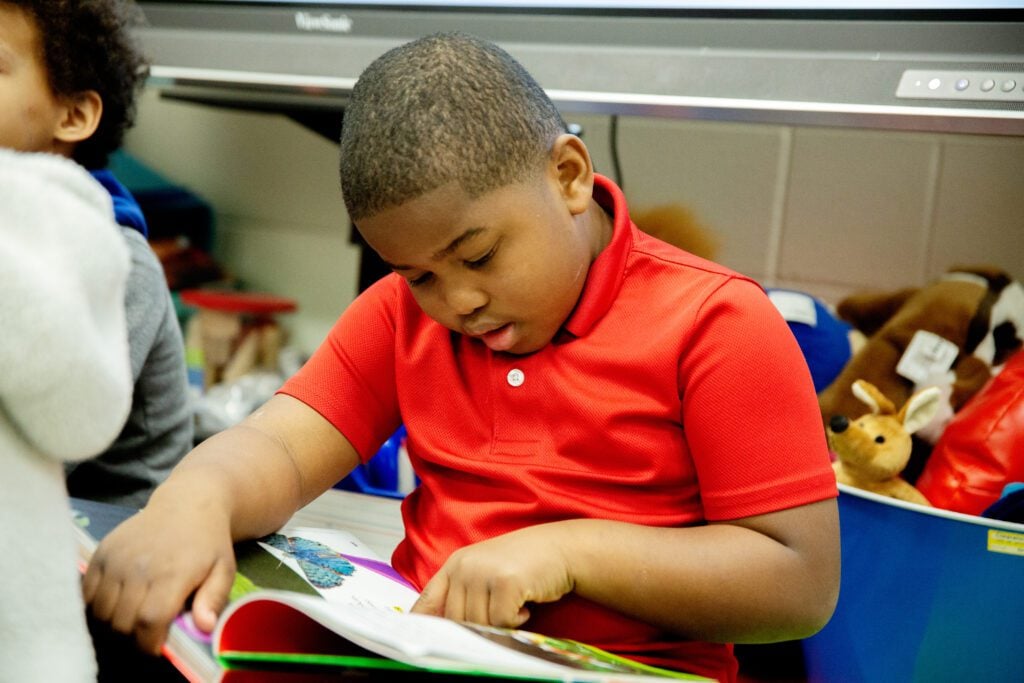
[{"xmin": 72, "ymin": 498, "xmax": 714, "ymax": 682}]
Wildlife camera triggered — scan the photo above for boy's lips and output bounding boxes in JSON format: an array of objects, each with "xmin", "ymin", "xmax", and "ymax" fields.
[{"xmin": 468, "ymin": 322, "xmax": 517, "ymax": 352}]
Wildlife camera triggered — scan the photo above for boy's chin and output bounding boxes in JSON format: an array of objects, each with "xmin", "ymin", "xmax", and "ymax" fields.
[{"xmin": 504, "ymin": 329, "xmax": 558, "ymax": 356}]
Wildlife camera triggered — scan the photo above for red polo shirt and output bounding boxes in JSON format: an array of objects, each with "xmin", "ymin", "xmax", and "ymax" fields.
[{"xmin": 279, "ymin": 175, "xmax": 836, "ymax": 682}]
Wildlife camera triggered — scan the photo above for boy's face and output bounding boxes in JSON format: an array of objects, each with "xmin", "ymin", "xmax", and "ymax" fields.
[
  {"xmin": 0, "ymin": 4, "xmax": 69, "ymax": 154},
  {"xmin": 357, "ymin": 165, "xmax": 601, "ymax": 355}
]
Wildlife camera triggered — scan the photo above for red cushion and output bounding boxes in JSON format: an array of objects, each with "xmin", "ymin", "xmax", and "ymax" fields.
[{"xmin": 917, "ymin": 350, "xmax": 1024, "ymax": 514}]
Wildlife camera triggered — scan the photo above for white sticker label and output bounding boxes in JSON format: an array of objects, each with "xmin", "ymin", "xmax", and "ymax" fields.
[
  {"xmin": 896, "ymin": 330, "xmax": 959, "ymax": 385},
  {"xmin": 768, "ymin": 290, "xmax": 818, "ymax": 326},
  {"xmin": 988, "ymin": 529, "xmax": 1024, "ymax": 557}
]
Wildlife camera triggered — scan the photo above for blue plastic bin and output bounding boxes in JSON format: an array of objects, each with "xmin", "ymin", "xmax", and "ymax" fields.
[
  {"xmin": 803, "ymin": 483, "xmax": 1024, "ymax": 682},
  {"xmin": 335, "ymin": 426, "xmax": 416, "ymax": 499}
]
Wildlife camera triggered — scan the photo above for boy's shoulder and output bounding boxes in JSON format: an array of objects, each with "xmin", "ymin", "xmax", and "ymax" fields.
[
  {"xmin": 346, "ymin": 272, "xmax": 423, "ymax": 327},
  {"xmin": 628, "ymin": 223, "xmax": 756, "ymax": 289}
]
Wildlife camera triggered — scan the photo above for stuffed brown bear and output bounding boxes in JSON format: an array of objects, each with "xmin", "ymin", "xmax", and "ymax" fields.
[{"xmin": 819, "ymin": 266, "xmax": 1024, "ymax": 448}]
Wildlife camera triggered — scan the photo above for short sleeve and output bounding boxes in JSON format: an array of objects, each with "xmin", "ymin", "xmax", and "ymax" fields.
[
  {"xmin": 277, "ymin": 276, "xmax": 403, "ymax": 460},
  {"xmin": 679, "ymin": 278, "xmax": 837, "ymax": 520}
]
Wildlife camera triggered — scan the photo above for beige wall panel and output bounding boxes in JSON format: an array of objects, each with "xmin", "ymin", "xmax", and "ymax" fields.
[
  {"xmin": 614, "ymin": 118, "xmax": 785, "ymax": 280},
  {"xmin": 779, "ymin": 128, "xmax": 937, "ymax": 291},
  {"xmin": 929, "ymin": 135, "xmax": 1024, "ymax": 281},
  {"xmin": 126, "ymin": 91, "xmax": 347, "ymax": 235}
]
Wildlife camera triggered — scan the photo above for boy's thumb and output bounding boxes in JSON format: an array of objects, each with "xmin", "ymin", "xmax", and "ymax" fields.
[{"xmin": 191, "ymin": 559, "xmax": 235, "ymax": 632}]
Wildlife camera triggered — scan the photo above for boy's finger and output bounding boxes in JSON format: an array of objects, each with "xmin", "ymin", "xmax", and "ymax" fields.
[
  {"xmin": 443, "ymin": 583, "xmax": 468, "ymax": 623},
  {"xmin": 410, "ymin": 573, "xmax": 449, "ymax": 617},
  {"xmin": 81, "ymin": 562, "xmax": 102, "ymax": 604},
  {"xmin": 134, "ymin": 609, "xmax": 174, "ymax": 655},
  {"xmin": 109, "ymin": 580, "xmax": 147, "ymax": 635},
  {"xmin": 133, "ymin": 586, "xmax": 190, "ymax": 656},
  {"xmin": 489, "ymin": 580, "xmax": 529, "ymax": 628},
  {"xmin": 88, "ymin": 578, "xmax": 123, "ymax": 623},
  {"xmin": 464, "ymin": 582, "xmax": 491, "ymax": 625},
  {"xmin": 190, "ymin": 557, "xmax": 236, "ymax": 633}
]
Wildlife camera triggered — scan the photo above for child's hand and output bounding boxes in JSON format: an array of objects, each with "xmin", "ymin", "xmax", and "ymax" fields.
[
  {"xmin": 410, "ymin": 523, "xmax": 575, "ymax": 628},
  {"xmin": 81, "ymin": 496, "xmax": 236, "ymax": 655}
]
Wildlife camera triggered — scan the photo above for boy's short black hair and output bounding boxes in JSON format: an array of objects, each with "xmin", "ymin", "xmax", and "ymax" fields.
[
  {"xmin": 339, "ymin": 32, "xmax": 567, "ymax": 222},
  {"xmin": 8, "ymin": 0, "xmax": 148, "ymax": 169}
]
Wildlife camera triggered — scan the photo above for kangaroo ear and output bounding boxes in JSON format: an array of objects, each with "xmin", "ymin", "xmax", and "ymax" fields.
[
  {"xmin": 852, "ymin": 380, "xmax": 894, "ymax": 415},
  {"xmin": 899, "ymin": 386, "xmax": 942, "ymax": 434}
]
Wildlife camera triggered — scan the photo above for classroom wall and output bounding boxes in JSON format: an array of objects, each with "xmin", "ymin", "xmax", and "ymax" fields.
[{"xmin": 124, "ymin": 90, "xmax": 1024, "ymax": 356}]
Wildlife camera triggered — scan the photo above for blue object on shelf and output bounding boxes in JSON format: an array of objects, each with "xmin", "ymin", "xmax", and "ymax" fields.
[
  {"xmin": 803, "ymin": 484, "xmax": 1024, "ymax": 682},
  {"xmin": 335, "ymin": 426, "xmax": 415, "ymax": 499},
  {"xmin": 766, "ymin": 287, "xmax": 855, "ymax": 394},
  {"xmin": 107, "ymin": 150, "xmax": 214, "ymax": 250}
]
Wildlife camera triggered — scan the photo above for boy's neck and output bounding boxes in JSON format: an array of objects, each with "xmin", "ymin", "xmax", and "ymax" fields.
[{"xmin": 585, "ymin": 198, "xmax": 615, "ymax": 260}]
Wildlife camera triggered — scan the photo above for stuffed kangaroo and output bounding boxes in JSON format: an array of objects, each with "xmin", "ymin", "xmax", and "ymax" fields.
[{"xmin": 827, "ymin": 379, "xmax": 940, "ymax": 505}]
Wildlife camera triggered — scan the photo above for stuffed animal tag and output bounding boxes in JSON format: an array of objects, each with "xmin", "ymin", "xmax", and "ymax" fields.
[
  {"xmin": 896, "ymin": 330, "xmax": 959, "ymax": 385},
  {"xmin": 769, "ymin": 290, "xmax": 819, "ymax": 326}
]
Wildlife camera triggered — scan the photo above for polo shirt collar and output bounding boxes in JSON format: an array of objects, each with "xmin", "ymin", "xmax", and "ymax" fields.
[{"xmin": 562, "ymin": 174, "xmax": 632, "ymax": 339}]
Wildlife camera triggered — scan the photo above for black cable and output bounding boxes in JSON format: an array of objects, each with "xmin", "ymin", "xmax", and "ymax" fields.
[{"xmin": 609, "ymin": 114, "xmax": 623, "ymax": 191}]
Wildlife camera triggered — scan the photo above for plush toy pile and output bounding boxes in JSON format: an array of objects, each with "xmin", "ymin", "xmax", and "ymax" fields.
[{"xmin": 784, "ymin": 266, "xmax": 1024, "ymax": 517}]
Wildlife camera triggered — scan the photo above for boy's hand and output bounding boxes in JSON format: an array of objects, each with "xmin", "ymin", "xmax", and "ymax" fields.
[
  {"xmin": 410, "ymin": 523, "xmax": 575, "ymax": 628},
  {"xmin": 82, "ymin": 499, "xmax": 236, "ymax": 655}
]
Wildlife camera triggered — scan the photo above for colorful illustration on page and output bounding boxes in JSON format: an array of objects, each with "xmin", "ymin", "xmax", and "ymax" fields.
[{"xmin": 262, "ymin": 533, "xmax": 356, "ymax": 589}]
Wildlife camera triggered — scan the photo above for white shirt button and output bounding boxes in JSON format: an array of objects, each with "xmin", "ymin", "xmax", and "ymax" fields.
[{"xmin": 506, "ymin": 368, "xmax": 525, "ymax": 387}]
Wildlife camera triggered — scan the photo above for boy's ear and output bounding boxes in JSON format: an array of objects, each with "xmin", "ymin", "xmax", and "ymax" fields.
[
  {"xmin": 53, "ymin": 90, "xmax": 103, "ymax": 147},
  {"xmin": 549, "ymin": 133, "xmax": 593, "ymax": 216}
]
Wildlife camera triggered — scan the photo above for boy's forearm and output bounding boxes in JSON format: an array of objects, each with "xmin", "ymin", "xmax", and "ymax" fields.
[
  {"xmin": 144, "ymin": 394, "xmax": 359, "ymax": 542},
  {"xmin": 145, "ymin": 422, "xmax": 306, "ymax": 542},
  {"xmin": 560, "ymin": 500, "xmax": 840, "ymax": 643}
]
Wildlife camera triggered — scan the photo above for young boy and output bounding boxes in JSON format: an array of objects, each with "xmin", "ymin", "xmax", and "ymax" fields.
[
  {"xmin": 84, "ymin": 33, "xmax": 840, "ymax": 682},
  {"xmin": 0, "ymin": 0, "xmax": 194, "ymax": 508}
]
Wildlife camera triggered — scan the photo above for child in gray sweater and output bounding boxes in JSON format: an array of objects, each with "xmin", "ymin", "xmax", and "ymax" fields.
[{"xmin": 1, "ymin": 0, "xmax": 194, "ymax": 507}]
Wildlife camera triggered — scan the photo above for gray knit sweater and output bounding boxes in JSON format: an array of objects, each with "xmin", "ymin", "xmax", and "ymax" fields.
[{"xmin": 66, "ymin": 227, "xmax": 194, "ymax": 507}]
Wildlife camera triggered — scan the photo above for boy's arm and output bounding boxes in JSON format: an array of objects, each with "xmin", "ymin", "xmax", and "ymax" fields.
[
  {"xmin": 412, "ymin": 496, "xmax": 839, "ymax": 643},
  {"xmin": 82, "ymin": 394, "xmax": 361, "ymax": 654}
]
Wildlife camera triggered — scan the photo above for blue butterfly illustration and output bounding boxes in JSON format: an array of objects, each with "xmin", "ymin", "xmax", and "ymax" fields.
[{"xmin": 262, "ymin": 533, "xmax": 356, "ymax": 589}]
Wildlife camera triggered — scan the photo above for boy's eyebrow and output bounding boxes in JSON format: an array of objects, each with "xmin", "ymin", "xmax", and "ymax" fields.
[{"xmin": 384, "ymin": 227, "xmax": 486, "ymax": 271}]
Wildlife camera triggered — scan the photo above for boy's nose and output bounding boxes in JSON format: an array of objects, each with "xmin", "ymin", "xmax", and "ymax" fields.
[{"xmin": 444, "ymin": 282, "xmax": 488, "ymax": 316}]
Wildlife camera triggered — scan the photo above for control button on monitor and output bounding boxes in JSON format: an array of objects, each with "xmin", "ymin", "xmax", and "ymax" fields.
[
  {"xmin": 981, "ymin": 79, "xmax": 996, "ymax": 92},
  {"xmin": 928, "ymin": 78, "xmax": 942, "ymax": 90},
  {"xmin": 1001, "ymin": 79, "xmax": 1017, "ymax": 92},
  {"xmin": 955, "ymin": 78, "xmax": 970, "ymax": 91}
]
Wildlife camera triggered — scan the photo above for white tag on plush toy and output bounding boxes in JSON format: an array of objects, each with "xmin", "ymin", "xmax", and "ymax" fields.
[
  {"xmin": 768, "ymin": 290, "xmax": 818, "ymax": 326},
  {"xmin": 896, "ymin": 330, "xmax": 959, "ymax": 384}
]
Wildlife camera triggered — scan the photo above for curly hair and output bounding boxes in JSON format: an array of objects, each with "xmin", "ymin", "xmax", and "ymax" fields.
[
  {"xmin": 339, "ymin": 32, "xmax": 567, "ymax": 222},
  {"xmin": 6, "ymin": 0, "xmax": 149, "ymax": 169}
]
